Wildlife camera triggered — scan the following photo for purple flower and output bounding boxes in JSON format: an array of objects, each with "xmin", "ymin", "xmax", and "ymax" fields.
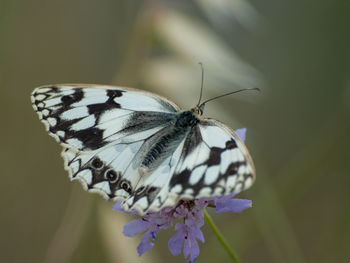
[
  {"xmin": 212, "ymin": 194, "xmax": 252, "ymax": 213},
  {"xmin": 235, "ymin": 128, "xmax": 246, "ymax": 142},
  {"xmin": 168, "ymin": 223, "xmax": 204, "ymax": 263},
  {"xmin": 115, "ymin": 202, "xmax": 174, "ymax": 256},
  {"xmin": 116, "ymin": 195, "xmax": 251, "ymax": 262},
  {"xmin": 113, "ymin": 128, "xmax": 252, "ymax": 262},
  {"xmin": 167, "ymin": 200, "xmax": 207, "ymax": 263}
]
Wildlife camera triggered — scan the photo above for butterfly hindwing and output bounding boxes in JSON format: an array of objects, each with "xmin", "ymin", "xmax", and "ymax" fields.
[
  {"xmin": 61, "ymin": 140, "xmax": 144, "ymax": 200},
  {"xmin": 168, "ymin": 119, "xmax": 255, "ymax": 198}
]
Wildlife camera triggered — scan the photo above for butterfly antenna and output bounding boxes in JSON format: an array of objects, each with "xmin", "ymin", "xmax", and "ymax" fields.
[
  {"xmin": 199, "ymin": 87, "xmax": 261, "ymax": 107},
  {"xmin": 197, "ymin": 62, "xmax": 205, "ymax": 106}
]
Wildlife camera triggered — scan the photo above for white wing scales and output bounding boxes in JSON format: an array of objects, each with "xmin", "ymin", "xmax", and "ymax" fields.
[
  {"xmin": 167, "ymin": 120, "xmax": 255, "ymax": 201},
  {"xmin": 31, "ymin": 84, "xmax": 255, "ymax": 215}
]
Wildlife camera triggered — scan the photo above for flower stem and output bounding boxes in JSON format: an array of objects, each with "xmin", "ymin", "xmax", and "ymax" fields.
[{"xmin": 203, "ymin": 209, "xmax": 242, "ymax": 263}]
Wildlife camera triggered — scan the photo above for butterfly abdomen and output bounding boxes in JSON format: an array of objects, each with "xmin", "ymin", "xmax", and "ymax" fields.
[
  {"xmin": 141, "ymin": 131, "xmax": 178, "ymax": 168},
  {"xmin": 140, "ymin": 111, "xmax": 199, "ymax": 174}
]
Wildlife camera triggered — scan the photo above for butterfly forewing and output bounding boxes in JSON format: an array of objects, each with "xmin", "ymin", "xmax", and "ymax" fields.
[
  {"xmin": 31, "ymin": 84, "xmax": 180, "ymax": 151},
  {"xmin": 31, "ymin": 84, "xmax": 255, "ymax": 215}
]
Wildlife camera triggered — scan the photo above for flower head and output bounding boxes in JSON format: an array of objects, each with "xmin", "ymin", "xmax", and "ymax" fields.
[
  {"xmin": 117, "ymin": 202, "xmax": 174, "ymax": 256},
  {"xmin": 115, "ymin": 194, "xmax": 251, "ymax": 262},
  {"xmin": 167, "ymin": 200, "xmax": 207, "ymax": 263}
]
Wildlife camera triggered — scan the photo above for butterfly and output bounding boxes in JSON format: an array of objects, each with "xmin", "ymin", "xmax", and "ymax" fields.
[{"xmin": 31, "ymin": 84, "xmax": 256, "ymax": 214}]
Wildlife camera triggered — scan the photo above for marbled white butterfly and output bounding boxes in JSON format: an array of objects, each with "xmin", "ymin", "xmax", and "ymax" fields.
[{"xmin": 31, "ymin": 83, "xmax": 256, "ymax": 214}]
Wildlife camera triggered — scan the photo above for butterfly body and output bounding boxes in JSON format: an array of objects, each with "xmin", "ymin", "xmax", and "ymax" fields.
[{"xmin": 32, "ymin": 84, "xmax": 255, "ymax": 214}]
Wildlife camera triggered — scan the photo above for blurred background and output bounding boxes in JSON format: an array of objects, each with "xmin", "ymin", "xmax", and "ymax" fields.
[{"xmin": 1, "ymin": 0, "xmax": 349, "ymax": 262}]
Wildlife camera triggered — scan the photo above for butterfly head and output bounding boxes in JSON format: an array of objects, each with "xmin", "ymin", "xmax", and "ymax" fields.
[{"xmin": 191, "ymin": 104, "xmax": 205, "ymax": 116}]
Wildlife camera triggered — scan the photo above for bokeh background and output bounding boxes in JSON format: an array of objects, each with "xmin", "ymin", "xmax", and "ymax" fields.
[{"xmin": 1, "ymin": 1, "xmax": 349, "ymax": 263}]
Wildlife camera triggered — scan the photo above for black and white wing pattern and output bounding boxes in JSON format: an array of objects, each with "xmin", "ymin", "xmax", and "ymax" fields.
[
  {"xmin": 170, "ymin": 120, "xmax": 255, "ymax": 196},
  {"xmin": 123, "ymin": 119, "xmax": 255, "ymax": 213},
  {"xmin": 31, "ymin": 84, "xmax": 179, "ymax": 150},
  {"xmin": 31, "ymin": 84, "xmax": 255, "ymax": 215}
]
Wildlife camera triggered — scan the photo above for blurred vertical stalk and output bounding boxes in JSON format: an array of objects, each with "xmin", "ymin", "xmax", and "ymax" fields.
[
  {"xmin": 112, "ymin": 1, "xmax": 160, "ymax": 85},
  {"xmin": 43, "ymin": 188, "xmax": 91, "ymax": 263}
]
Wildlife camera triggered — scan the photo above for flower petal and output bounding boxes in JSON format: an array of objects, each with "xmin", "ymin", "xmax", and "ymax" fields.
[
  {"xmin": 215, "ymin": 198, "xmax": 252, "ymax": 213},
  {"xmin": 183, "ymin": 236, "xmax": 200, "ymax": 263},
  {"xmin": 168, "ymin": 227, "xmax": 185, "ymax": 255},
  {"xmin": 113, "ymin": 200, "xmax": 138, "ymax": 215},
  {"xmin": 112, "ymin": 200, "xmax": 124, "ymax": 212},
  {"xmin": 192, "ymin": 226, "xmax": 205, "ymax": 243},
  {"xmin": 123, "ymin": 218, "xmax": 149, "ymax": 237},
  {"xmin": 235, "ymin": 128, "xmax": 246, "ymax": 142},
  {"xmin": 186, "ymin": 209, "xmax": 205, "ymax": 227},
  {"xmin": 137, "ymin": 231, "xmax": 154, "ymax": 256},
  {"xmin": 174, "ymin": 204, "xmax": 188, "ymax": 218}
]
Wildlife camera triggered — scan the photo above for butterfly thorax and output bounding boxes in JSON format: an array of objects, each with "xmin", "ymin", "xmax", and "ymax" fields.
[
  {"xmin": 175, "ymin": 110, "xmax": 199, "ymax": 127},
  {"xmin": 139, "ymin": 110, "xmax": 199, "ymax": 175}
]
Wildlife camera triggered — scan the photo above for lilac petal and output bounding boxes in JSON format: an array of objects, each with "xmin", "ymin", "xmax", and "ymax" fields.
[
  {"xmin": 215, "ymin": 198, "xmax": 252, "ymax": 213},
  {"xmin": 145, "ymin": 212, "xmax": 174, "ymax": 230},
  {"xmin": 235, "ymin": 128, "xmax": 246, "ymax": 142},
  {"xmin": 137, "ymin": 231, "xmax": 154, "ymax": 256},
  {"xmin": 194, "ymin": 199, "xmax": 209, "ymax": 210},
  {"xmin": 113, "ymin": 200, "xmax": 138, "ymax": 215},
  {"xmin": 192, "ymin": 226, "xmax": 205, "ymax": 243},
  {"xmin": 187, "ymin": 210, "xmax": 204, "ymax": 227},
  {"xmin": 168, "ymin": 228, "xmax": 185, "ymax": 256},
  {"xmin": 123, "ymin": 218, "xmax": 149, "ymax": 237},
  {"xmin": 174, "ymin": 204, "xmax": 189, "ymax": 218},
  {"xmin": 183, "ymin": 236, "xmax": 200, "ymax": 263},
  {"xmin": 112, "ymin": 200, "xmax": 124, "ymax": 212},
  {"xmin": 210, "ymin": 194, "xmax": 234, "ymax": 207}
]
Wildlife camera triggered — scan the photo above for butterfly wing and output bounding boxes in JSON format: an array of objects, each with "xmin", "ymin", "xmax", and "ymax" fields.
[
  {"xmin": 31, "ymin": 84, "xmax": 180, "ymax": 151},
  {"xmin": 169, "ymin": 119, "xmax": 255, "ymax": 197},
  {"xmin": 32, "ymin": 84, "xmax": 180, "ymax": 201},
  {"xmin": 60, "ymin": 124, "xmax": 172, "ymax": 201},
  {"xmin": 122, "ymin": 118, "xmax": 255, "ymax": 214}
]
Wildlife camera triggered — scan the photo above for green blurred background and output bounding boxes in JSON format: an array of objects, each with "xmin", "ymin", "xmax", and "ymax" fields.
[{"xmin": 1, "ymin": 0, "xmax": 349, "ymax": 262}]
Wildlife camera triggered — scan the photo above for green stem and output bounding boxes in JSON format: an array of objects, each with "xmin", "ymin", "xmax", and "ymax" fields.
[{"xmin": 203, "ymin": 209, "xmax": 242, "ymax": 263}]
